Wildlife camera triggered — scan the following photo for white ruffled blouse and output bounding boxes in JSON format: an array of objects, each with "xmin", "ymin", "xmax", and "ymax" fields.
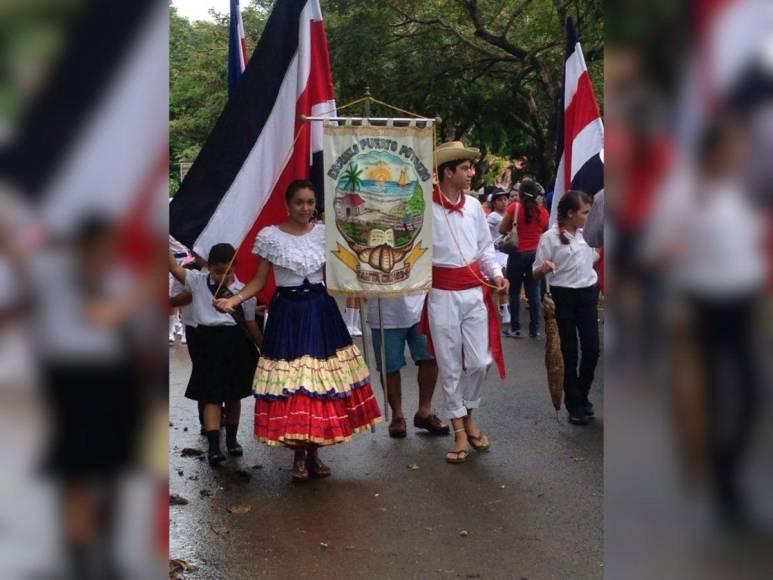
[{"xmin": 252, "ymin": 224, "xmax": 326, "ymax": 287}]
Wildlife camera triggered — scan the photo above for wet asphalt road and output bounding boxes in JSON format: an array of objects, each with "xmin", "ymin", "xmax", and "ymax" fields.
[{"xmin": 169, "ymin": 307, "xmax": 603, "ymax": 579}]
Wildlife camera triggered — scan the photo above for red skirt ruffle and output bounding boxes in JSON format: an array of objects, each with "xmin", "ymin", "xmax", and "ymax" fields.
[{"xmin": 254, "ymin": 384, "xmax": 382, "ymax": 447}]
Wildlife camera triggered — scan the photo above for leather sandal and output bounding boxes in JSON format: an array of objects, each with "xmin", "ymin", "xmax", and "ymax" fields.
[
  {"xmin": 306, "ymin": 456, "xmax": 332, "ymax": 479},
  {"xmin": 445, "ymin": 449, "xmax": 469, "ymax": 464},
  {"xmin": 291, "ymin": 459, "xmax": 310, "ymax": 482},
  {"xmin": 413, "ymin": 412, "xmax": 450, "ymax": 435},
  {"xmin": 388, "ymin": 417, "xmax": 407, "ymax": 438},
  {"xmin": 446, "ymin": 427, "xmax": 469, "ymax": 463},
  {"xmin": 467, "ymin": 432, "xmax": 491, "ymax": 452}
]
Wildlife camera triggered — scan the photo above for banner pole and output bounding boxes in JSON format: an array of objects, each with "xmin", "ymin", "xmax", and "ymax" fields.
[{"xmin": 377, "ymin": 297, "xmax": 390, "ymax": 424}]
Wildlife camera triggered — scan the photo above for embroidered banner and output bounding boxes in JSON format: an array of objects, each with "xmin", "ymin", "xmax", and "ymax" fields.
[{"xmin": 324, "ymin": 123, "xmax": 433, "ymax": 295}]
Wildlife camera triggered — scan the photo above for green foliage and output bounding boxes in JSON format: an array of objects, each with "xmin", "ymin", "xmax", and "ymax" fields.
[
  {"xmin": 169, "ymin": 1, "xmax": 268, "ymax": 193},
  {"xmin": 170, "ymin": 0, "xmax": 603, "ymax": 190}
]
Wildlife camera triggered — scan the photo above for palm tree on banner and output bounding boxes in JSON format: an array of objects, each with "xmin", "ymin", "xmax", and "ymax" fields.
[{"xmin": 340, "ymin": 164, "xmax": 363, "ymax": 193}]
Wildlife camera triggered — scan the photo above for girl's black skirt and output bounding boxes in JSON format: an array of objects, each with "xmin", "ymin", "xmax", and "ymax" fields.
[{"xmin": 184, "ymin": 324, "xmax": 257, "ymax": 403}]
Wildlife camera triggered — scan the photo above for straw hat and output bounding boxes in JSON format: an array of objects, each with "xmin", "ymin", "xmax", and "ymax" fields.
[{"xmin": 435, "ymin": 141, "xmax": 480, "ymax": 166}]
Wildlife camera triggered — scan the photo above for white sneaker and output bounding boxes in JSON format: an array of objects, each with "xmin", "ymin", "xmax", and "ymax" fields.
[
  {"xmin": 500, "ymin": 305, "xmax": 511, "ymax": 325},
  {"xmin": 169, "ymin": 333, "xmax": 176, "ymax": 345},
  {"xmin": 347, "ymin": 325, "xmax": 363, "ymax": 337},
  {"xmin": 181, "ymin": 332, "xmax": 187, "ymax": 345}
]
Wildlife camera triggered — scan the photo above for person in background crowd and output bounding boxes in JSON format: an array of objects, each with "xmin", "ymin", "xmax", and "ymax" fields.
[
  {"xmin": 499, "ymin": 179, "xmax": 549, "ymax": 338},
  {"xmin": 584, "ymin": 189, "xmax": 605, "ymax": 248},
  {"xmin": 496, "ymin": 164, "xmax": 513, "ymax": 193},
  {"xmin": 486, "ymin": 188, "xmax": 511, "ymax": 324},
  {"xmin": 366, "ymin": 295, "xmax": 449, "ymax": 438}
]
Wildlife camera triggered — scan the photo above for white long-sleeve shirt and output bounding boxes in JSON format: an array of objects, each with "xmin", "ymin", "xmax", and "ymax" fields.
[
  {"xmin": 533, "ymin": 225, "xmax": 599, "ymax": 288},
  {"xmin": 431, "ymin": 194, "xmax": 501, "ymax": 280}
]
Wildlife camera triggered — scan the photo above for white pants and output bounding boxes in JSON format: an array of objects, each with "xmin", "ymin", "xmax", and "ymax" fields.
[{"xmin": 428, "ymin": 287, "xmax": 492, "ymax": 419}]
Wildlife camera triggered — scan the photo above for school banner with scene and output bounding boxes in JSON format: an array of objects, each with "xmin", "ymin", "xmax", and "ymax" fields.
[{"xmin": 324, "ymin": 123, "xmax": 433, "ymax": 295}]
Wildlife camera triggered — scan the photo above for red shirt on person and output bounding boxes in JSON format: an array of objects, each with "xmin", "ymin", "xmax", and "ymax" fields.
[{"xmin": 505, "ymin": 202, "xmax": 549, "ymax": 252}]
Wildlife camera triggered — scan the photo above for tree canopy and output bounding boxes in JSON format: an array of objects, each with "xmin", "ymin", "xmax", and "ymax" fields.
[{"xmin": 169, "ymin": 0, "xmax": 602, "ymax": 193}]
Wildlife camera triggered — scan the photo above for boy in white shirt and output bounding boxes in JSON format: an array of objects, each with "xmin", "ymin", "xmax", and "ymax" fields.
[{"xmin": 367, "ymin": 295, "xmax": 448, "ymax": 438}]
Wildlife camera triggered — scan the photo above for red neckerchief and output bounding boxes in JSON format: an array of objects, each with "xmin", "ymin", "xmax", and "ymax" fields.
[{"xmin": 432, "ymin": 187, "xmax": 465, "ymax": 215}]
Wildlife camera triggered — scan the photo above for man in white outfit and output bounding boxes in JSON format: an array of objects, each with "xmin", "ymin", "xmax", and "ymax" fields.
[{"xmin": 419, "ymin": 141, "xmax": 509, "ymax": 464}]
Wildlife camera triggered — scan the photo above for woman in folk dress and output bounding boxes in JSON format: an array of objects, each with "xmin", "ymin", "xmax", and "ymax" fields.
[{"xmin": 215, "ymin": 180, "xmax": 382, "ymax": 482}]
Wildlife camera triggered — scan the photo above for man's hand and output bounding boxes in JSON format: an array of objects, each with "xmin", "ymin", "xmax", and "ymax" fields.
[
  {"xmin": 541, "ymin": 261, "xmax": 556, "ymax": 275},
  {"xmin": 493, "ymin": 276, "xmax": 509, "ymax": 294}
]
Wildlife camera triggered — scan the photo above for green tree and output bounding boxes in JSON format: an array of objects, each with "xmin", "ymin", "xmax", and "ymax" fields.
[
  {"xmin": 169, "ymin": 0, "xmax": 603, "ymax": 191},
  {"xmin": 169, "ymin": 1, "xmax": 269, "ymax": 193},
  {"xmin": 406, "ymin": 180, "xmax": 425, "ymax": 215},
  {"xmin": 326, "ymin": 0, "xmax": 602, "ymax": 186}
]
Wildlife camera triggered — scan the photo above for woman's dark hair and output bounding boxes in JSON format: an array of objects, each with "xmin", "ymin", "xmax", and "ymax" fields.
[
  {"xmin": 437, "ymin": 159, "xmax": 467, "ymax": 182},
  {"xmin": 207, "ymin": 243, "xmax": 236, "ymax": 266},
  {"xmin": 285, "ymin": 179, "xmax": 316, "ymax": 203},
  {"xmin": 518, "ymin": 178, "xmax": 541, "ymax": 223},
  {"xmin": 556, "ymin": 190, "xmax": 592, "ymax": 244}
]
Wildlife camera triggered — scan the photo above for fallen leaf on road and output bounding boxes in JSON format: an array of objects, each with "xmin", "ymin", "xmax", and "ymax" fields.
[
  {"xmin": 227, "ymin": 504, "xmax": 252, "ymax": 515},
  {"xmin": 169, "ymin": 494, "xmax": 188, "ymax": 506},
  {"xmin": 319, "ymin": 542, "xmax": 328, "ymax": 550},
  {"xmin": 407, "ymin": 463, "xmax": 420, "ymax": 470},
  {"xmin": 374, "ymin": 493, "xmax": 380, "ymax": 497},
  {"xmin": 209, "ymin": 523, "xmax": 230, "ymax": 536},
  {"xmin": 180, "ymin": 448, "xmax": 204, "ymax": 458},
  {"xmin": 459, "ymin": 530, "xmax": 469, "ymax": 537},
  {"xmin": 169, "ymin": 558, "xmax": 198, "ymax": 577}
]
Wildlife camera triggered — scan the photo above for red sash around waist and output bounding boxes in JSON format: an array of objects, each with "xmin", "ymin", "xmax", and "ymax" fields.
[{"xmin": 418, "ymin": 263, "xmax": 506, "ymax": 379}]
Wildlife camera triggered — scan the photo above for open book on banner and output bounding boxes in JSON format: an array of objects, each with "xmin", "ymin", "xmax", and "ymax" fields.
[{"xmin": 324, "ymin": 122, "xmax": 434, "ymax": 296}]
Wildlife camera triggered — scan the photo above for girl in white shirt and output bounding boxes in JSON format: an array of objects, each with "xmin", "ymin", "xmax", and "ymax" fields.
[
  {"xmin": 169, "ymin": 243, "xmax": 262, "ymax": 466},
  {"xmin": 534, "ymin": 190, "xmax": 600, "ymax": 425},
  {"xmin": 215, "ymin": 180, "xmax": 382, "ymax": 483}
]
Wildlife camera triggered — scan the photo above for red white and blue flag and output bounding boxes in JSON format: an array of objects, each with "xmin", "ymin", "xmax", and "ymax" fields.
[
  {"xmin": 170, "ymin": 0, "xmax": 336, "ymax": 302},
  {"xmin": 228, "ymin": 0, "xmax": 249, "ymax": 96},
  {"xmin": 550, "ymin": 18, "xmax": 604, "ymax": 226}
]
